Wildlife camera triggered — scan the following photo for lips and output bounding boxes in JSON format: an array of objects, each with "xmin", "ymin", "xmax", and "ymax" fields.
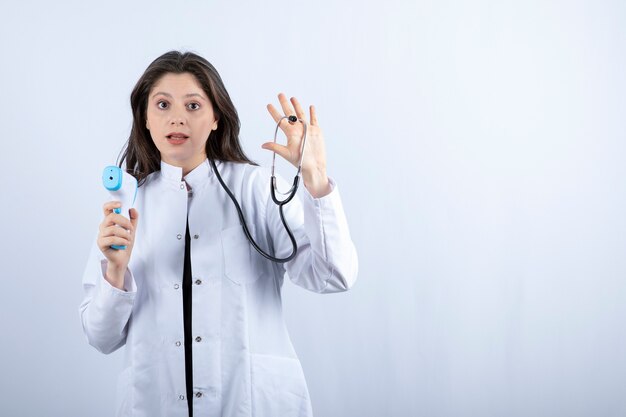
[
  {"xmin": 166, "ymin": 132, "xmax": 189, "ymax": 145},
  {"xmin": 167, "ymin": 137, "xmax": 188, "ymax": 145}
]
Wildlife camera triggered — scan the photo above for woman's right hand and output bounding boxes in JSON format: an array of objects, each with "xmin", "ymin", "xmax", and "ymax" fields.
[{"xmin": 97, "ymin": 201, "xmax": 139, "ymax": 290}]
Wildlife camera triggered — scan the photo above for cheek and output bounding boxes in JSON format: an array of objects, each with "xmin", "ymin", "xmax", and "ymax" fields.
[
  {"xmin": 195, "ymin": 135, "xmax": 210, "ymax": 148},
  {"xmin": 146, "ymin": 109, "xmax": 160, "ymax": 125},
  {"xmin": 145, "ymin": 116, "xmax": 162, "ymax": 145},
  {"xmin": 194, "ymin": 116, "xmax": 215, "ymax": 137},
  {"xmin": 149, "ymin": 134, "xmax": 163, "ymax": 152}
]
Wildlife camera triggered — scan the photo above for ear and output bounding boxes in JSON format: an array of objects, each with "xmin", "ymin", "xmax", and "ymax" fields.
[
  {"xmin": 212, "ymin": 121, "xmax": 218, "ymax": 131},
  {"xmin": 145, "ymin": 119, "xmax": 150, "ymax": 130}
]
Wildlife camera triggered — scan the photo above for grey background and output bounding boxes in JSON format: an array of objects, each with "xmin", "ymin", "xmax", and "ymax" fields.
[{"xmin": 1, "ymin": 0, "xmax": 625, "ymax": 416}]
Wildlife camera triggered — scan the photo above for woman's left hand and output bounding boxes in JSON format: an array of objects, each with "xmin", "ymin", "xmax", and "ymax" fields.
[{"xmin": 262, "ymin": 93, "xmax": 331, "ymax": 198}]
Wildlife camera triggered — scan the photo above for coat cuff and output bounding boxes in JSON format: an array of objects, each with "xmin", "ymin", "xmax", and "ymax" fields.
[
  {"xmin": 300, "ymin": 177, "xmax": 337, "ymax": 206},
  {"xmin": 99, "ymin": 259, "xmax": 137, "ymax": 295},
  {"xmin": 299, "ymin": 177, "xmax": 352, "ymax": 269}
]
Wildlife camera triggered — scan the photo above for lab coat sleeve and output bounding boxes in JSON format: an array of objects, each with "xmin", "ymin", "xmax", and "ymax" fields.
[
  {"xmin": 78, "ymin": 235, "xmax": 136, "ymax": 354},
  {"xmin": 265, "ymin": 173, "xmax": 358, "ymax": 293}
]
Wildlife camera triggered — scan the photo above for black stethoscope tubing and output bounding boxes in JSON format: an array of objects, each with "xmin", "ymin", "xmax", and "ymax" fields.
[{"xmin": 210, "ymin": 115, "xmax": 307, "ymax": 264}]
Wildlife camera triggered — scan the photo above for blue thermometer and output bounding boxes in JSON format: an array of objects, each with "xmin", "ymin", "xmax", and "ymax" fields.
[{"xmin": 102, "ymin": 166, "xmax": 138, "ymax": 250}]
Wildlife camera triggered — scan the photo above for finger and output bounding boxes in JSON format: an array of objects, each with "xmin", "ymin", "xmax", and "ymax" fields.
[
  {"xmin": 103, "ymin": 201, "xmax": 122, "ymax": 216},
  {"xmin": 99, "ymin": 228, "xmax": 131, "ymax": 243},
  {"xmin": 278, "ymin": 93, "xmax": 296, "ymax": 118},
  {"xmin": 106, "ymin": 213, "xmax": 132, "ymax": 230},
  {"xmin": 290, "ymin": 97, "xmax": 307, "ymax": 122},
  {"xmin": 261, "ymin": 142, "xmax": 295, "ymax": 163},
  {"xmin": 267, "ymin": 103, "xmax": 294, "ymax": 129},
  {"xmin": 129, "ymin": 208, "xmax": 139, "ymax": 231},
  {"xmin": 101, "ymin": 215, "xmax": 116, "ymax": 229},
  {"xmin": 102, "ymin": 225, "xmax": 132, "ymax": 239},
  {"xmin": 266, "ymin": 103, "xmax": 284, "ymax": 123},
  {"xmin": 99, "ymin": 236, "xmax": 131, "ymax": 249},
  {"xmin": 310, "ymin": 105, "xmax": 319, "ymax": 126},
  {"xmin": 103, "ymin": 212, "xmax": 133, "ymax": 230}
]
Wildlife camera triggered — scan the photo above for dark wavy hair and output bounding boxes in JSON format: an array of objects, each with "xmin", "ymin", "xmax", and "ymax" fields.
[{"xmin": 118, "ymin": 50, "xmax": 254, "ymax": 186}]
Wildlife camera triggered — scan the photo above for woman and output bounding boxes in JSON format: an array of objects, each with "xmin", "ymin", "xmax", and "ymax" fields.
[{"xmin": 79, "ymin": 50, "xmax": 358, "ymax": 417}]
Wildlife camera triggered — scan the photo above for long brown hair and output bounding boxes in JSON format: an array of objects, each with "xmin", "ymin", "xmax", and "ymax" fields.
[{"xmin": 118, "ymin": 50, "xmax": 254, "ymax": 186}]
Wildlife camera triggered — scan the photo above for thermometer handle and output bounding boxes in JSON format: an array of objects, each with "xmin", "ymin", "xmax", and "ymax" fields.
[{"xmin": 102, "ymin": 166, "xmax": 138, "ymax": 250}]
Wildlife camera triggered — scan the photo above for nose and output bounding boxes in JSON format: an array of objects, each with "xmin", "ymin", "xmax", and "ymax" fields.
[{"xmin": 169, "ymin": 110, "xmax": 187, "ymax": 125}]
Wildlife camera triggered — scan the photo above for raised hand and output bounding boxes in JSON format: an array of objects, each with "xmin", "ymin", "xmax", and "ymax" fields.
[{"xmin": 262, "ymin": 93, "xmax": 331, "ymax": 198}]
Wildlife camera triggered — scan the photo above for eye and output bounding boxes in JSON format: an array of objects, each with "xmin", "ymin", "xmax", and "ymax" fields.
[
  {"xmin": 157, "ymin": 100, "xmax": 168, "ymax": 109},
  {"xmin": 188, "ymin": 102, "xmax": 200, "ymax": 110}
]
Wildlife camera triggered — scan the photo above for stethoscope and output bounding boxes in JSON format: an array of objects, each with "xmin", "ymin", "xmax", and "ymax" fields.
[{"xmin": 209, "ymin": 115, "xmax": 307, "ymax": 263}]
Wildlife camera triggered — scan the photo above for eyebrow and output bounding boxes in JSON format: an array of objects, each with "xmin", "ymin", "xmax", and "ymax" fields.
[{"xmin": 151, "ymin": 92, "xmax": 207, "ymax": 101}]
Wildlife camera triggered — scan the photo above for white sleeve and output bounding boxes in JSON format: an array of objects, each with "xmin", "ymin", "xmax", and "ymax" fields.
[
  {"xmin": 267, "ymin": 176, "xmax": 359, "ymax": 293},
  {"xmin": 78, "ymin": 234, "xmax": 136, "ymax": 354}
]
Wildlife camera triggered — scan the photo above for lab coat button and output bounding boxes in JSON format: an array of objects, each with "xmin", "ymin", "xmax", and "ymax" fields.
[
  {"xmin": 195, "ymin": 336, "xmax": 202, "ymax": 342},
  {"xmin": 195, "ymin": 279, "xmax": 202, "ymax": 285},
  {"xmin": 175, "ymin": 341, "xmax": 181, "ymax": 347},
  {"xmin": 174, "ymin": 283, "xmax": 180, "ymax": 290},
  {"xmin": 177, "ymin": 234, "xmax": 182, "ymax": 240},
  {"xmin": 193, "ymin": 234, "xmax": 199, "ymax": 239},
  {"xmin": 179, "ymin": 395, "xmax": 185, "ymax": 400},
  {"xmin": 195, "ymin": 391, "xmax": 203, "ymax": 398},
  {"xmin": 180, "ymin": 184, "xmax": 185, "ymax": 190}
]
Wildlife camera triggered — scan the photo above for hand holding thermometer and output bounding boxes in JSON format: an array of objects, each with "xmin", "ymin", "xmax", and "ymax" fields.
[{"xmin": 102, "ymin": 166, "xmax": 138, "ymax": 250}]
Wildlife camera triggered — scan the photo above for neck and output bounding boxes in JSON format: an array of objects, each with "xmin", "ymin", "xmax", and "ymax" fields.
[{"xmin": 162, "ymin": 157, "xmax": 207, "ymax": 178}]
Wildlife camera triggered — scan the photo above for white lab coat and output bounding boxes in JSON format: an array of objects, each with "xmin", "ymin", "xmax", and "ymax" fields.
[{"xmin": 79, "ymin": 158, "xmax": 358, "ymax": 417}]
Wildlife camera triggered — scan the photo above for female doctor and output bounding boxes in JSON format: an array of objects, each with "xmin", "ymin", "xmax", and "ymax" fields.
[{"xmin": 79, "ymin": 50, "xmax": 358, "ymax": 417}]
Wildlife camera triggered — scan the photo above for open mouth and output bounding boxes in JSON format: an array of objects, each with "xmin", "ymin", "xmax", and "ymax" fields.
[{"xmin": 166, "ymin": 135, "xmax": 189, "ymax": 144}]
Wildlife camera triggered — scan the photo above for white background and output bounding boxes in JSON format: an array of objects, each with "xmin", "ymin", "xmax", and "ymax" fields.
[{"xmin": 1, "ymin": 0, "xmax": 625, "ymax": 416}]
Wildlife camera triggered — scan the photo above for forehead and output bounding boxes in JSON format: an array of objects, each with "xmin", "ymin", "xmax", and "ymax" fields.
[{"xmin": 150, "ymin": 72, "xmax": 206, "ymax": 97}]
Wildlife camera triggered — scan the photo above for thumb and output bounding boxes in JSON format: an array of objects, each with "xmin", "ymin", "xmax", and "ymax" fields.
[
  {"xmin": 129, "ymin": 208, "xmax": 139, "ymax": 230},
  {"xmin": 262, "ymin": 142, "xmax": 294, "ymax": 164}
]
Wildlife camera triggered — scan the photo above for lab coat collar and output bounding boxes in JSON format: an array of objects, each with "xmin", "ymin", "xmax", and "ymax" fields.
[
  {"xmin": 159, "ymin": 159, "xmax": 184, "ymax": 183},
  {"xmin": 159, "ymin": 158, "xmax": 220, "ymax": 190}
]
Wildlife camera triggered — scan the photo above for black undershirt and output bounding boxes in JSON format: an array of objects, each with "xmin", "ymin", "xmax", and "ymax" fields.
[{"xmin": 183, "ymin": 218, "xmax": 193, "ymax": 416}]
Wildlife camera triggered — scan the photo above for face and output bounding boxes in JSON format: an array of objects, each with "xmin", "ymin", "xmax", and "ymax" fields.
[{"xmin": 145, "ymin": 72, "xmax": 218, "ymax": 175}]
